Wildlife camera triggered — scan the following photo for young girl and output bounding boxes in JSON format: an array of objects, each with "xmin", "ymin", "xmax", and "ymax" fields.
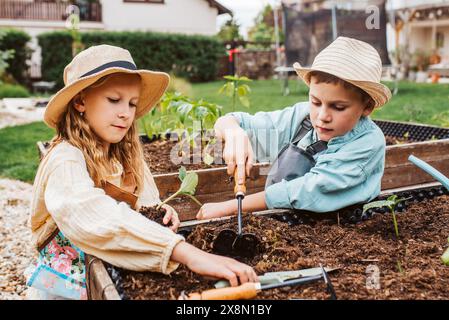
[
  {"xmin": 25, "ymin": 44, "xmax": 257, "ymax": 300},
  {"xmin": 197, "ymin": 37, "xmax": 392, "ymax": 220}
]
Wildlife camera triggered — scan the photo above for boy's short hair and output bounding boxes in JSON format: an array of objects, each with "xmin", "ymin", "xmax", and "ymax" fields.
[{"xmin": 309, "ymin": 71, "xmax": 375, "ymax": 109}]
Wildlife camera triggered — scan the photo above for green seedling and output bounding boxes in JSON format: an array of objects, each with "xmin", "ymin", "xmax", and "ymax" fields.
[
  {"xmin": 156, "ymin": 166, "xmax": 202, "ymax": 210},
  {"xmin": 396, "ymin": 260, "xmax": 405, "ymax": 274},
  {"xmin": 143, "ymin": 92, "xmax": 222, "ymax": 166},
  {"xmin": 363, "ymin": 195, "xmax": 411, "ymax": 238},
  {"xmin": 218, "ymin": 75, "xmax": 252, "ymax": 112}
]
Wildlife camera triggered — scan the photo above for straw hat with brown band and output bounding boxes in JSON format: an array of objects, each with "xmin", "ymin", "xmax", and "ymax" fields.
[
  {"xmin": 44, "ymin": 44, "xmax": 169, "ymax": 129},
  {"xmin": 293, "ymin": 36, "xmax": 392, "ymax": 109}
]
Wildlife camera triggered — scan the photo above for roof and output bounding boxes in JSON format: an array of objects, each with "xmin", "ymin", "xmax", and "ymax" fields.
[{"xmin": 205, "ymin": 0, "xmax": 233, "ymax": 16}]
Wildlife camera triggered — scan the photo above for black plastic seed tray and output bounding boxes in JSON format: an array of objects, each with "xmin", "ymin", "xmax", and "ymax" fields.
[
  {"xmin": 374, "ymin": 120, "xmax": 449, "ymax": 141},
  {"xmin": 267, "ymin": 185, "xmax": 449, "ymax": 226}
]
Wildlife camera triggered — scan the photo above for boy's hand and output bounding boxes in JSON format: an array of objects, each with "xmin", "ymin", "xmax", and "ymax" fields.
[
  {"xmin": 161, "ymin": 204, "xmax": 180, "ymax": 232},
  {"xmin": 222, "ymin": 127, "xmax": 254, "ymax": 184},
  {"xmin": 196, "ymin": 201, "xmax": 235, "ymax": 220}
]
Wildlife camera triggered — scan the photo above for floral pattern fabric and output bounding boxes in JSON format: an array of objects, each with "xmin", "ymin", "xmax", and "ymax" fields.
[{"xmin": 24, "ymin": 231, "xmax": 87, "ymax": 300}]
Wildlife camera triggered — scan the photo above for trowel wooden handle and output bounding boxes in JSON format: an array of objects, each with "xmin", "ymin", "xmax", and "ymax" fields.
[
  {"xmin": 234, "ymin": 170, "xmax": 246, "ymax": 196},
  {"xmin": 183, "ymin": 282, "xmax": 260, "ymax": 300}
]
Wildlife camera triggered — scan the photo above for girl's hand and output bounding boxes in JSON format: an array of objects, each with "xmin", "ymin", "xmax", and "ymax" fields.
[
  {"xmin": 161, "ymin": 204, "xmax": 180, "ymax": 232},
  {"xmin": 196, "ymin": 201, "xmax": 235, "ymax": 220},
  {"xmin": 172, "ymin": 242, "xmax": 258, "ymax": 287}
]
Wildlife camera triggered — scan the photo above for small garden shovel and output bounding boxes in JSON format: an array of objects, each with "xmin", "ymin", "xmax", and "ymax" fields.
[
  {"xmin": 179, "ymin": 264, "xmax": 337, "ymax": 300},
  {"xmin": 408, "ymin": 155, "xmax": 449, "ymax": 190},
  {"xmin": 213, "ymin": 170, "xmax": 259, "ymax": 258}
]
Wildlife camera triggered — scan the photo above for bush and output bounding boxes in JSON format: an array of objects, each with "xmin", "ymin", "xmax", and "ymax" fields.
[
  {"xmin": 0, "ymin": 83, "xmax": 30, "ymax": 98},
  {"xmin": 38, "ymin": 31, "xmax": 226, "ymax": 89},
  {"xmin": 0, "ymin": 29, "xmax": 31, "ymax": 85},
  {"xmin": 37, "ymin": 31, "xmax": 73, "ymax": 90}
]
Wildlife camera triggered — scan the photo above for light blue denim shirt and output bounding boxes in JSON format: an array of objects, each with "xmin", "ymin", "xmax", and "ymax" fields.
[{"xmin": 230, "ymin": 102, "xmax": 386, "ymax": 212}]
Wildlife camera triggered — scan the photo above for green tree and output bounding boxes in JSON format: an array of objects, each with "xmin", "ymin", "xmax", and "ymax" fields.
[
  {"xmin": 0, "ymin": 30, "xmax": 14, "ymax": 84},
  {"xmin": 217, "ymin": 18, "xmax": 243, "ymax": 42},
  {"xmin": 248, "ymin": 4, "xmax": 284, "ymax": 47}
]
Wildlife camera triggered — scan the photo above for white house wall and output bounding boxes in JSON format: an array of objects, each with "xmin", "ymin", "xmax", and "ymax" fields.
[
  {"xmin": 388, "ymin": 0, "xmax": 449, "ymax": 10},
  {"xmin": 100, "ymin": 0, "xmax": 219, "ymax": 35},
  {"xmin": 409, "ymin": 26, "xmax": 431, "ymax": 53},
  {"xmin": 407, "ymin": 23, "xmax": 449, "ymax": 62}
]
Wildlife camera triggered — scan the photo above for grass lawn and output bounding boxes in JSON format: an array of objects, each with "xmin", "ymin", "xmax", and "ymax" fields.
[
  {"xmin": 0, "ymin": 122, "xmax": 55, "ymax": 182},
  {"xmin": 192, "ymin": 79, "xmax": 449, "ymax": 126},
  {"xmin": 1, "ymin": 79, "xmax": 449, "ymax": 183}
]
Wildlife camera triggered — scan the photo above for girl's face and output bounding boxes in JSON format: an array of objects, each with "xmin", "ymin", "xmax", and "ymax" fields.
[
  {"xmin": 308, "ymin": 76, "xmax": 374, "ymax": 142},
  {"xmin": 75, "ymin": 73, "xmax": 141, "ymax": 147}
]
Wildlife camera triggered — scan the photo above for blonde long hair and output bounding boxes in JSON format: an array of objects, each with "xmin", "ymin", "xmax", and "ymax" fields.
[{"xmin": 46, "ymin": 74, "xmax": 145, "ymax": 193}]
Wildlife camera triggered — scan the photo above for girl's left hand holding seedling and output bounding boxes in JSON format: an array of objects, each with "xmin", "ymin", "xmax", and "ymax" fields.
[{"xmin": 160, "ymin": 204, "xmax": 180, "ymax": 232}]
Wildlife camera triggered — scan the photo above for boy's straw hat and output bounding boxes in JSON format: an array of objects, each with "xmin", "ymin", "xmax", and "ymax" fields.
[
  {"xmin": 44, "ymin": 44, "xmax": 169, "ymax": 128},
  {"xmin": 293, "ymin": 37, "xmax": 392, "ymax": 108}
]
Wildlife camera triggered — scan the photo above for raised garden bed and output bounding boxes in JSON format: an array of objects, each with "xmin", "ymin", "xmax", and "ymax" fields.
[
  {"xmin": 37, "ymin": 120, "xmax": 449, "ymax": 222},
  {"xmin": 37, "ymin": 120, "xmax": 449, "ymax": 221},
  {"xmin": 86, "ymin": 183, "xmax": 449, "ymax": 300}
]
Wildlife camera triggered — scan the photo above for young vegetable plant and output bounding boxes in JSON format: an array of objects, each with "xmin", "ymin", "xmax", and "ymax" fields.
[
  {"xmin": 156, "ymin": 166, "xmax": 202, "ymax": 210},
  {"xmin": 218, "ymin": 75, "xmax": 252, "ymax": 112},
  {"xmin": 168, "ymin": 94, "xmax": 222, "ymax": 165},
  {"xmin": 363, "ymin": 195, "xmax": 411, "ymax": 238},
  {"xmin": 140, "ymin": 92, "xmax": 186, "ymax": 138},
  {"xmin": 141, "ymin": 92, "xmax": 222, "ymax": 166}
]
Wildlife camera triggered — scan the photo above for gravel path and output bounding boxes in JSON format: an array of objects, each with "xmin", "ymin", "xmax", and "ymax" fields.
[
  {"xmin": 0, "ymin": 102, "xmax": 47, "ymax": 299},
  {"xmin": 0, "ymin": 109, "xmax": 44, "ymax": 130},
  {"xmin": 0, "ymin": 178, "xmax": 36, "ymax": 300}
]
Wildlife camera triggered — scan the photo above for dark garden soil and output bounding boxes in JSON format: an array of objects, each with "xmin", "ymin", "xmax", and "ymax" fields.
[
  {"xmin": 139, "ymin": 205, "xmax": 168, "ymax": 226},
  {"xmin": 115, "ymin": 194, "xmax": 449, "ymax": 300},
  {"xmin": 143, "ymin": 139, "xmax": 224, "ymax": 174}
]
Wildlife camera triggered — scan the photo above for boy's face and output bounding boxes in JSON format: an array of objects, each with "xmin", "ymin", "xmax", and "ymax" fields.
[
  {"xmin": 75, "ymin": 73, "xmax": 141, "ymax": 146},
  {"xmin": 308, "ymin": 76, "xmax": 374, "ymax": 142}
]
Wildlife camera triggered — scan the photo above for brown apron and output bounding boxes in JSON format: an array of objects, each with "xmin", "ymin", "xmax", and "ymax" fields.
[{"xmin": 37, "ymin": 178, "xmax": 138, "ymax": 252}]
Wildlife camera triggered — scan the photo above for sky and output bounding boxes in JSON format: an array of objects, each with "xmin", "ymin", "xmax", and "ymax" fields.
[{"xmin": 216, "ymin": 0, "xmax": 280, "ymax": 38}]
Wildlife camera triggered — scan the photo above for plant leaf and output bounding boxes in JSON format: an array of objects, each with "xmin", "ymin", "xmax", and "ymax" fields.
[
  {"xmin": 178, "ymin": 166, "xmax": 187, "ymax": 182},
  {"xmin": 387, "ymin": 195, "xmax": 398, "ymax": 202},
  {"xmin": 237, "ymin": 85, "xmax": 248, "ymax": 97},
  {"xmin": 239, "ymin": 95, "xmax": 250, "ymax": 108},
  {"xmin": 203, "ymin": 152, "xmax": 214, "ymax": 165},
  {"xmin": 362, "ymin": 200, "xmax": 396, "ymax": 214},
  {"xmin": 179, "ymin": 172, "xmax": 199, "ymax": 195},
  {"xmin": 441, "ymin": 247, "xmax": 449, "ymax": 266},
  {"xmin": 224, "ymin": 75, "xmax": 239, "ymax": 81},
  {"xmin": 238, "ymin": 76, "xmax": 252, "ymax": 82},
  {"xmin": 225, "ymin": 82, "xmax": 235, "ymax": 97},
  {"xmin": 240, "ymin": 84, "xmax": 251, "ymax": 93},
  {"xmin": 218, "ymin": 84, "xmax": 227, "ymax": 95},
  {"xmin": 194, "ymin": 106, "xmax": 208, "ymax": 120}
]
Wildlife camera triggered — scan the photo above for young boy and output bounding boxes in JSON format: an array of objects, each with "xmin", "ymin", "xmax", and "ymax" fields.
[{"xmin": 197, "ymin": 37, "xmax": 392, "ymax": 220}]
